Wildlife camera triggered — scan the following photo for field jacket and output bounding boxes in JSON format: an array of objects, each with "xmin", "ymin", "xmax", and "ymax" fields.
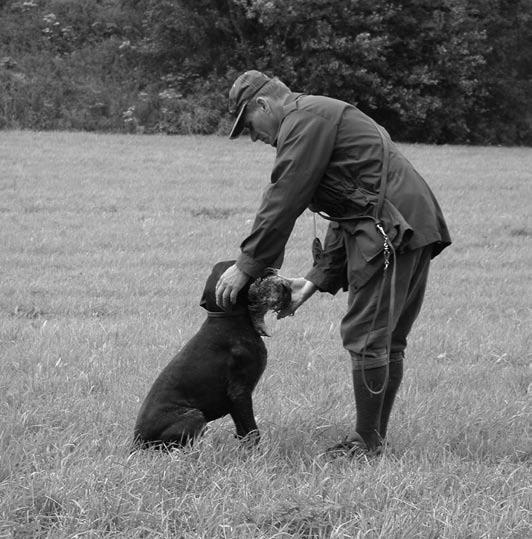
[{"xmin": 236, "ymin": 93, "xmax": 451, "ymax": 294}]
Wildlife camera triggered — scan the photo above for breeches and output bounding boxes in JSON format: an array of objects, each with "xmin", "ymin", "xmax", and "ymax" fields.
[{"xmin": 341, "ymin": 244, "xmax": 432, "ymax": 370}]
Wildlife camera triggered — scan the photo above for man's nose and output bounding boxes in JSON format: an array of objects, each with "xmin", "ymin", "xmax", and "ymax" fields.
[{"xmin": 250, "ymin": 128, "xmax": 258, "ymax": 142}]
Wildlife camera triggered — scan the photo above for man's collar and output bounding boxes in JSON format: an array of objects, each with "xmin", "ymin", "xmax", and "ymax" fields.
[
  {"xmin": 272, "ymin": 92, "xmax": 304, "ymax": 146},
  {"xmin": 281, "ymin": 92, "xmax": 304, "ymax": 116}
]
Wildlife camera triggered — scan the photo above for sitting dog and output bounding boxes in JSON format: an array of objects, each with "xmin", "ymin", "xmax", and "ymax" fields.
[{"xmin": 132, "ymin": 260, "xmax": 291, "ymax": 450}]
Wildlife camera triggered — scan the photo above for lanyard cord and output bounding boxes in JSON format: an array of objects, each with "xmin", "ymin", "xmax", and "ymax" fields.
[
  {"xmin": 315, "ymin": 213, "xmax": 395, "ymax": 396},
  {"xmin": 312, "ymin": 122, "xmax": 395, "ymax": 396},
  {"xmin": 359, "ymin": 226, "xmax": 395, "ymax": 396}
]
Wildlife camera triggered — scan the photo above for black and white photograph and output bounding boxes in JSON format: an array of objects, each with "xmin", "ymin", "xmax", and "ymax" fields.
[{"xmin": 0, "ymin": 1, "xmax": 530, "ymax": 537}]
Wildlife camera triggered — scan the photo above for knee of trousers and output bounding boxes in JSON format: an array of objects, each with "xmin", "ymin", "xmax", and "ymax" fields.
[
  {"xmin": 348, "ymin": 350, "xmax": 404, "ymax": 371},
  {"xmin": 341, "ymin": 318, "xmax": 406, "ymax": 370},
  {"xmin": 340, "ymin": 320, "xmax": 387, "ymax": 367}
]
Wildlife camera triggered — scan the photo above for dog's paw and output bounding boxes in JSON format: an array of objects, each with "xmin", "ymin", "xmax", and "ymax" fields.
[{"xmin": 236, "ymin": 429, "xmax": 260, "ymax": 448}]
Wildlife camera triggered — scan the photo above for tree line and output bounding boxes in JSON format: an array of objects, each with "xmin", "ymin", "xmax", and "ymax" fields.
[{"xmin": 0, "ymin": 0, "xmax": 530, "ymax": 144}]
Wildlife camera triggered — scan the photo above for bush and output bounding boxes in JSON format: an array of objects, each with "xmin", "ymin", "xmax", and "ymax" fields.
[
  {"xmin": 0, "ymin": 0, "xmax": 530, "ymax": 143},
  {"xmin": 129, "ymin": 0, "xmax": 531, "ymax": 144},
  {"xmin": 0, "ymin": 0, "xmax": 141, "ymax": 131},
  {"xmin": 229, "ymin": 0, "xmax": 491, "ymax": 143}
]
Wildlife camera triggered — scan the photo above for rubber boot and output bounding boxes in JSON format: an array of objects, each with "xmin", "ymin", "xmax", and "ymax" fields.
[
  {"xmin": 352, "ymin": 364, "xmax": 388, "ymax": 451},
  {"xmin": 379, "ymin": 359, "xmax": 403, "ymax": 440}
]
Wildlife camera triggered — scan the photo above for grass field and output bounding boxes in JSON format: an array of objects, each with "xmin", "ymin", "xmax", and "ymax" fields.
[{"xmin": 0, "ymin": 131, "xmax": 530, "ymax": 538}]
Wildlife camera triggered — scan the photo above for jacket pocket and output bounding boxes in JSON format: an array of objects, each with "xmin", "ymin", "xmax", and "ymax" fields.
[
  {"xmin": 380, "ymin": 199, "xmax": 413, "ymax": 251},
  {"xmin": 352, "ymin": 219, "xmax": 388, "ymax": 262},
  {"xmin": 343, "ymin": 232, "xmax": 383, "ymax": 290},
  {"xmin": 341, "ymin": 218, "xmax": 394, "ymax": 263},
  {"xmin": 340, "ymin": 198, "xmax": 413, "ymax": 255},
  {"xmin": 340, "ymin": 200, "xmax": 412, "ymax": 290}
]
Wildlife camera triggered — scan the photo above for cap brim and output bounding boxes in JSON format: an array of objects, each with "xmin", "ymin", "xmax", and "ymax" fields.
[{"xmin": 228, "ymin": 102, "xmax": 247, "ymax": 139}]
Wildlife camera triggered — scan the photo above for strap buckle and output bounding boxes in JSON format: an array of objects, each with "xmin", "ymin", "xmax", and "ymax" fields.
[{"xmin": 375, "ymin": 222, "xmax": 391, "ymax": 271}]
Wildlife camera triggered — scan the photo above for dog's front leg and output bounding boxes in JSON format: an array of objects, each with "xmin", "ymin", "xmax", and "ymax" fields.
[{"xmin": 228, "ymin": 392, "xmax": 260, "ymax": 445}]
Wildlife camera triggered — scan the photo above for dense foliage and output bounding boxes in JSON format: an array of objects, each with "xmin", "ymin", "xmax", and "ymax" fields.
[{"xmin": 0, "ymin": 0, "xmax": 530, "ymax": 143}]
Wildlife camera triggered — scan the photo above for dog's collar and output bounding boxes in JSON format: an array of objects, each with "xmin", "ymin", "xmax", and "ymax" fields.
[{"xmin": 206, "ymin": 309, "xmax": 248, "ymax": 318}]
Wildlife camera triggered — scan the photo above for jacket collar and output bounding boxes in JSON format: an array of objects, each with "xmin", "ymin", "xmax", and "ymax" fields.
[{"xmin": 272, "ymin": 92, "xmax": 304, "ymax": 146}]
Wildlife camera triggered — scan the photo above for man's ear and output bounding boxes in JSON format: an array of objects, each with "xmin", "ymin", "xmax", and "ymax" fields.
[{"xmin": 256, "ymin": 96, "xmax": 272, "ymax": 114}]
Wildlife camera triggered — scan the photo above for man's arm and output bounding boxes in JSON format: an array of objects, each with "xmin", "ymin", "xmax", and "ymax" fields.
[
  {"xmin": 216, "ymin": 109, "xmax": 338, "ymax": 309},
  {"xmin": 236, "ymin": 110, "xmax": 338, "ymax": 278}
]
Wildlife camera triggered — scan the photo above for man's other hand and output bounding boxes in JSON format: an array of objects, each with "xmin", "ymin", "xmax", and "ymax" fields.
[{"xmin": 277, "ymin": 277, "xmax": 317, "ymax": 318}]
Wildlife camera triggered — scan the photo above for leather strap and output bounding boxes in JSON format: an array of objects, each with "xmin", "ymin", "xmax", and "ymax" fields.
[
  {"xmin": 313, "ymin": 119, "xmax": 395, "ymax": 396},
  {"xmin": 374, "ymin": 124, "xmax": 390, "ymax": 221}
]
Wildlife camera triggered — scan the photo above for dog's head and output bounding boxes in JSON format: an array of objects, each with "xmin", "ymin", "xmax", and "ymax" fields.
[
  {"xmin": 247, "ymin": 268, "xmax": 292, "ymax": 336},
  {"xmin": 199, "ymin": 262, "xmax": 291, "ymax": 336},
  {"xmin": 199, "ymin": 260, "xmax": 251, "ymax": 313}
]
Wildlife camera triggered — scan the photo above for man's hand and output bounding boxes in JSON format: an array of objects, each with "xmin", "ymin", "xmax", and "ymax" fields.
[
  {"xmin": 215, "ymin": 264, "xmax": 250, "ymax": 310},
  {"xmin": 277, "ymin": 277, "xmax": 317, "ymax": 319}
]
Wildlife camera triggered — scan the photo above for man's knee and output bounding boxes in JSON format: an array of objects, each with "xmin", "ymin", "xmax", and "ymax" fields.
[
  {"xmin": 348, "ymin": 349, "xmax": 404, "ymax": 371},
  {"xmin": 349, "ymin": 350, "xmax": 388, "ymax": 371}
]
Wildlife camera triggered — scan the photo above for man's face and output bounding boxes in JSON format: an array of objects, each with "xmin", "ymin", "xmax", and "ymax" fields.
[{"xmin": 243, "ymin": 99, "xmax": 279, "ymax": 146}]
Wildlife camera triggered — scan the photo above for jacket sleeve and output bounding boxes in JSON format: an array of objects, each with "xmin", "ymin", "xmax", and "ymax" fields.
[
  {"xmin": 305, "ymin": 221, "xmax": 347, "ymax": 295},
  {"xmin": 236, "ymin": 110, "xmax": 337, "ymax": 278}
]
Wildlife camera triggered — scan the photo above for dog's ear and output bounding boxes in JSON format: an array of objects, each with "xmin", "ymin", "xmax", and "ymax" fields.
[{"xmin": 200, "ymin": 260, "xmax": 236, "ymax": 311}]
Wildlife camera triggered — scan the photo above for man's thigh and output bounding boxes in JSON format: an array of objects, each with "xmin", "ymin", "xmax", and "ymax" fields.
[{"xmin": 341, "ymin": 245, "xmax": 432, "ymax": 369}]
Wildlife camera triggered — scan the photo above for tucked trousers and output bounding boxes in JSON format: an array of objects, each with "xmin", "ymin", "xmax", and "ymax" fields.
[{"xmin": 341, "ymin": 244, "xmax": 433, "ymax": 370}]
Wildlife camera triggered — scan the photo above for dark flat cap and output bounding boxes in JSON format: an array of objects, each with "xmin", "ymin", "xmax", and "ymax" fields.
[{"xmin": 228, "ymin": 70, "xmax": 271, "ymax": 139}]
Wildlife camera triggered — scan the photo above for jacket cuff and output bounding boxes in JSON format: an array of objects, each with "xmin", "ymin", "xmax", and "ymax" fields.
[
  {"xmin": 236, "ymin": 252, "xmax": 265, "ymax": 279},
  {"xmin": 305, "ymin": 267, "xmax": 343, "ymax": 295}
]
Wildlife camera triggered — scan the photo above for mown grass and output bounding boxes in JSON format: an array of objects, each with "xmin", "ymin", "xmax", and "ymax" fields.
[{"xmin": 0, "ymin": 131, "xmax": 530, "ymax": 538}]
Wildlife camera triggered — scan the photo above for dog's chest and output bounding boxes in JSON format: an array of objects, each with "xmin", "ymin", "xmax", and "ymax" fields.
[{"xmin": 228, "ymin": 333, "xmax": 267, "ymax": 374}]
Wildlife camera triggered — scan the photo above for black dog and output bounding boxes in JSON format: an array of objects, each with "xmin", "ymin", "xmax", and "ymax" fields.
[{"xmin": 133, "ymin": 260, "xmax": 291, "ymax": 450}]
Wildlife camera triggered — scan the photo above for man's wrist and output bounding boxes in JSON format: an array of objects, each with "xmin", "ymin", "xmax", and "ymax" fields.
[
  {"xmin": 236, "ymin": 252, "xmax": 263, "ymax": 279},
  {"xmin": 301, "ymin": 279, "xmax": 318, "ymax": 299}
]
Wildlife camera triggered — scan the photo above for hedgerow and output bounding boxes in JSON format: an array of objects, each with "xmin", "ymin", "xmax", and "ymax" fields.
[{"xmin": 0, "ymin": 0, "xmax": 530, "ymax": 144}]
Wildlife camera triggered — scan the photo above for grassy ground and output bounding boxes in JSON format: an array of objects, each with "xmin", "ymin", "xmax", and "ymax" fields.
[{"xmin": 0, "ymin": 131, "xmax": 530, "ymax": 538}]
